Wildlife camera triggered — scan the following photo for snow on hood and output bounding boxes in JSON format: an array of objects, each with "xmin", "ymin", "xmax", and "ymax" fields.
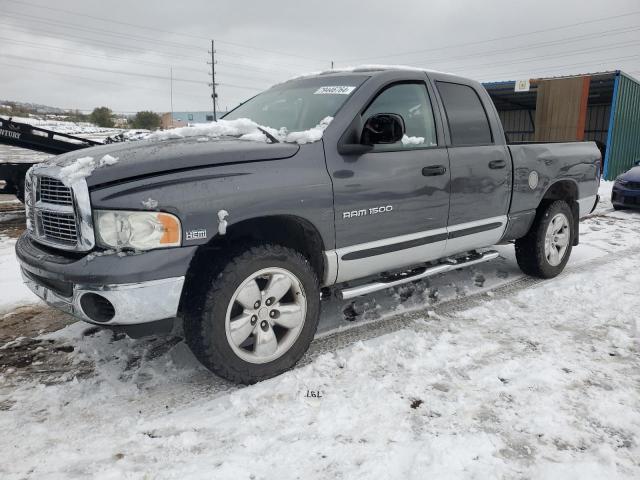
[
  {"xmin": 56, "ymin": 154, "xmax": 119, "ymax": 186},
  {"xmin": 147, "ymin": 117, "xmax": 333, "ymax": 145}
]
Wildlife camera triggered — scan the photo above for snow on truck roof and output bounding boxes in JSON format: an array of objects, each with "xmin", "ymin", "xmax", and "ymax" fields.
[{"xmin": 286, "ymin": 64, "xmax": 455, "ymax": 82}]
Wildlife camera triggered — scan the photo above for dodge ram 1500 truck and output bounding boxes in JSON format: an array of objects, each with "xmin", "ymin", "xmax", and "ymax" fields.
[{"xmin": 16, "ymin": 67, "xmax": 601, "ymax": 384}]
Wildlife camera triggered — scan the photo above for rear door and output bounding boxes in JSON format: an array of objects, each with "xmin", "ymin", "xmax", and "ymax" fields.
[
  {"xmin": 434, "ymin": 80, "xmax": 512, "ymax": 255},
  {"xmin": 326, "ymin": 81, "xmax": 451, "ymax": 283}
]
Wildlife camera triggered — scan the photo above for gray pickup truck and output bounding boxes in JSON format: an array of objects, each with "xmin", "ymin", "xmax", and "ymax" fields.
[{"xmin": 16, "ymin": 67, "xmax": 601, "ymax": 383}]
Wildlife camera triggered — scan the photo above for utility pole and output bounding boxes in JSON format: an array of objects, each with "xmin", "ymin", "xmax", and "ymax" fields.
[
  {"xmin": 170, "ymin": 67, "xmax": 174, "ymax": 128},
  {"xmin": 208, "ymin": 39, "xmax": 217, "ymax": 121}
]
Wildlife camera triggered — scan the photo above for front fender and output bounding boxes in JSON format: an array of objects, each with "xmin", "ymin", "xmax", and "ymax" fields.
[{"xmin": 90, "ymin": 142, "xmax": 335, "ymax": 251}]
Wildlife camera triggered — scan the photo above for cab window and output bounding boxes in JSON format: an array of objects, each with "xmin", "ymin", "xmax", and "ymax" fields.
[
  {"xmin": 363, "ymin": 83, "xmax": 438, "ymax": 150},
  {"xmin": 436, "ymin": 81, "xmax": 493, "ymax": 146}
]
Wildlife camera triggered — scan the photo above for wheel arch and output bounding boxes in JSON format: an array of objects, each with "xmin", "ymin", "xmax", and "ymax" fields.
[
  {"xmin": 539, "ymin": 179, "xmax": 580, "ymax": 246},
  {"xmin": 179, "ymin": 214, "xmax": 326, "ymax": 315}
]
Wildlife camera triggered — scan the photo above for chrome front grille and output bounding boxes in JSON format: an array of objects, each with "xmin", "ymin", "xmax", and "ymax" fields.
[
  {"xmin": 24, "ymin": 167, "xmax": 95, "ymax": 252},
  {"xmin": 39, "ymin": 210, "xmax": 78, "ymax": 245},
  {"xmin": 39, "ymin": 176, "xmax": 73, "ymax": 205}
]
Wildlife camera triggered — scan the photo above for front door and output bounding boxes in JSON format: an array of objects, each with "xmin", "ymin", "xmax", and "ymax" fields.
[{"xmin": 326, "ymin": 82, "xmax": 451, "ymax": 283}]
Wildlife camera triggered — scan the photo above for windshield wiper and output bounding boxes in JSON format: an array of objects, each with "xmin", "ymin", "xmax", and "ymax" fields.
[{"xmin": 257, "ymin": 126, "xmax": 280, "ymax": 144}]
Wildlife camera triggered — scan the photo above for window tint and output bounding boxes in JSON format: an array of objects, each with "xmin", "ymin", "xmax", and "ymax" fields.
[
  {"xmin": 436, "ymin": 82, "xmax": 492, "ymax": 146},
  {"xmin": 363, "ymin": 83, "xmax": 437, "ymax": 149}
]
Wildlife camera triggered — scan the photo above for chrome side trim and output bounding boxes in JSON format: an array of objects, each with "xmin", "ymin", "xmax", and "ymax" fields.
[
  {"xmin": 333, "ymin": 227, "xmax": 448, "ymax": 283},
  {"xmin": 340, "ymin": 250, "xmax": 499, "ymax": 300},
  {"xmin": 326, "ymin": 216, "xmax": 508, "ymax": 285},
  {"xmin": 443, "ymin": 215, "xmax": 507, "ymax": 257},
  {"xmin": 578, "ymin": 194, "xmax": 598, "ymax": 218},
  {"xmin": 335, "ymin": 227, "xmax": 448, "ymax": 258},
  {"xmin": 22, "ymin": 271, "xmax": 184, "ymax": 325},
  {"xmin": 446, "ymin": 215, "xmax": 507, "ymax": 234}
]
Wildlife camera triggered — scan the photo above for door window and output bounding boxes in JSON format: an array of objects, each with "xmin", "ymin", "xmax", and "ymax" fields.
[
  {"xmin": 363, "ymin": 83, "xmax": 437, "ymax": 150},
  {"xmin": 436, "ymin": 81, "xmax": 493, "ymax": 146}
]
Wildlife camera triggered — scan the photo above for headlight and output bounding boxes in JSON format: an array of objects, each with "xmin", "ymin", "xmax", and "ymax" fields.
[{"xmin": 94, "ymin": 210, "xmax": 181, "ymax": 250}]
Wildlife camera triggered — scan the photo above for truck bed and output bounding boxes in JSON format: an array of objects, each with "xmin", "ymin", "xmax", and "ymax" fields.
[{"xmin": 507, "ymin": 141, "xmax": 601, "ymax": 215}]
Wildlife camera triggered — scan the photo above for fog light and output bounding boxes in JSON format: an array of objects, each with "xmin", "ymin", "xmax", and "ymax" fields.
[{"xmin": 80, "ymin": 293, "xmax": 115, "ymax": 323}]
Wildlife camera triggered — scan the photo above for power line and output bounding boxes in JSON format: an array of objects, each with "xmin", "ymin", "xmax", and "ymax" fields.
[
  {"xmin": 0, "ymin": 36, "xmax": 205, "ymax": 73},
  {"xmin": 0, "ymin": 53, "xmax": 208, "ymax": 84},
  {"xmin": 2, "ymin": 10, "xmax": 209, "ymax": 53},
  {"xmin": 4, "ymin": 0, "xmax": 327, "ymax": 63},
  {"xmin": 338, "ymin": 10, "xmax": 640, "ymax": 62},
  {"xmin": 0, "ymin": 61, "xmax": 206, "ymax": 102},
  {"xmin": 439, "ymin": 39, "xmax": 640, "ymax": 74},
  {"xmin": 2, "ymin": 15, "xmax": 322, "ymax": 72},
  {"xmin": 0, "ymin": 22, "xmax": 206, "ymax": 62},
  {"xmin": 1, "ymin": 35, "xmax": 300, "ymax": 81},
  {"xmin": 1, "ymin": 53, "xmax": 270, "ymax": 92},
  {"xmin": 467, "ymin": 52, "xmax": 640, "ymax": 81},
  {"xmin": 395, "ymin": 25, "xmax": 640, "ymax": 69}
]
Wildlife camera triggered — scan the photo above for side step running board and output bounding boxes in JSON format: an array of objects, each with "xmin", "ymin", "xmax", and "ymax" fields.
[{"xmin": 339, "ymin": 250, "xmax": 500, "ymax": 300}]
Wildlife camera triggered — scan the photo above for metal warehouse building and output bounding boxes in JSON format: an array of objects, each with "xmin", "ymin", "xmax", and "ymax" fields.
[{"xmin": 484, "ymin": 71, "xmax": 640, "ymax": 180}]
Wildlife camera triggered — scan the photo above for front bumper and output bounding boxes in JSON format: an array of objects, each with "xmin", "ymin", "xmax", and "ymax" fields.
[
  {"xmin": 16, "ymin": 233, "xmax": 197, "ymax": 325},
  {"xmin": 22, "ymin": 269, "xmax": 184, "ymax": 325},
  {"xmin": 612, "ymin": 185, "xmax": 640, "ymax": 208}
]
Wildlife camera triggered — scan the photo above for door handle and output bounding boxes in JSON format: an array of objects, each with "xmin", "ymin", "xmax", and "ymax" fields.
[
  {"xmin": 489, "ymin": 159, "xmax": 507, "ymax": 169},
  {"xmin": 422, "ymin": 165, "xmax": 447, "ymax": 176}
]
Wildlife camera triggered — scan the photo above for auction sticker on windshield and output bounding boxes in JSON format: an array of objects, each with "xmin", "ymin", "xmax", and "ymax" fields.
[{"xmin": 314, "ymin": 86, "xmax": 356, "ymax": 95}]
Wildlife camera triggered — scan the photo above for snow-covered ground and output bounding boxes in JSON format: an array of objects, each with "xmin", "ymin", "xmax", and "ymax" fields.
[
  {"xmin": 1, "ymin": 182, "xmax": 640, "ymax": 479},
  {"xmin": 3, "ymin": 116, "xmax": 123, "ymax": 136}
]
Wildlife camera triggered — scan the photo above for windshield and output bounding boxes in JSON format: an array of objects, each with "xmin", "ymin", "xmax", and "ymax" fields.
[{"xmin": 223, "ymin": 76, "xmax": 367, "ymax": 132}]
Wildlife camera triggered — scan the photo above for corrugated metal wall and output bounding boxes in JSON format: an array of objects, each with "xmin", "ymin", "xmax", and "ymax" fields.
[
  {"xmin": 606, "ymin": 73, "xmax": 640, "ymax": 179},
  {"xmin": 584, "ymin": 105, "xmax": 610, "ymax": 144},
  {"xmin": 497, "ymin": 109, "xmax": 535, "ymax": 142}
]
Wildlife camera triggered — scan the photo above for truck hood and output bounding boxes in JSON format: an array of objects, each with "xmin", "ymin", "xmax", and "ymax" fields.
[{"xmin": 41, "ymin": 137, "xmax": 300, "ymax": 187}]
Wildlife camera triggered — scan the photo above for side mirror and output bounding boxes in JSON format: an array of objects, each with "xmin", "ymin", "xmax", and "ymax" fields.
[
  {"xmin": 361, "ymin": 113, "xmax": 405, "ymax": 145},
  {"xmin": 634, "ymin": 159, "xmax": 640, "ymax": 166}
]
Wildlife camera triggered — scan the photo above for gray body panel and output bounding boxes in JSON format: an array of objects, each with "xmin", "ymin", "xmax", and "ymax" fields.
[
  {"xmin": 16, "ymin": 68, "xmax": 601, "ymax": 308},
  {"xmin": 91, "ymin": 141, "xmax": 336, "ymax": 253},
  {"xmin": 48, "ymin": 137, "xmax": 300, "ymax": 187},
  {"xmin": 507, "ymin": 142, "xmax": 600, "ymax": 214}
]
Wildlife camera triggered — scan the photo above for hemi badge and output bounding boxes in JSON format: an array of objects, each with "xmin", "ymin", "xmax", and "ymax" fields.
[{"xmin": 186, "ymin": 229, "xmax": 207, "ymax": 240}]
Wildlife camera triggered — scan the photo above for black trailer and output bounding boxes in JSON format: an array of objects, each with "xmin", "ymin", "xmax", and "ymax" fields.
[{"xmin": 0, "ymin": 117, "xmax": 110, "ymax": 201}]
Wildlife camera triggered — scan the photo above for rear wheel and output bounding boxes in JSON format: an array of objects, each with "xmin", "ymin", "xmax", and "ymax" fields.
[
  {"xmin": 184, "ymin": 244, "xmax": 320, "ymax": 384},
  {"xmin": 515, "ymin": 200, "xmax": 574, "ymax": 278}
]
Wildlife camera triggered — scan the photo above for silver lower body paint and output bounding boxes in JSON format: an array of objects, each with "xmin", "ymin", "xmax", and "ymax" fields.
[{"xmin": 323, "ymin": 216, "xmax": 508, "ymax": 285}]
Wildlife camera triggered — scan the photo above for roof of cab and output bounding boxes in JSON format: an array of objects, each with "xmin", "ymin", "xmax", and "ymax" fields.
[{"xmin": 287, "ymin": 64, "xmax": 456, "ymax": 81}]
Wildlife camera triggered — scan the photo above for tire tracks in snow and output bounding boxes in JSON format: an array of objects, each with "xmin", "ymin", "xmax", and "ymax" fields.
[{"xmin": 302, "ymin": 246, "xmax": 638, "ymax": 366}]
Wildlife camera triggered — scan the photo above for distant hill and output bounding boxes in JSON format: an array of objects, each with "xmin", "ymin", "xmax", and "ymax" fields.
[{"xmin": 0, "ymin": 100, "xmax": 68, "ymax": 114}]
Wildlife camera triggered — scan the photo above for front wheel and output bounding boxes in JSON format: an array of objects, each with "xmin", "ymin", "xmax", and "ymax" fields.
[
  {"xmin": 184, "ymin": 244, "xmax": 320, "ymax": 384},
  {"xmin": 515, "ymin": 200, "xmax": 574, "ymax": 278}
]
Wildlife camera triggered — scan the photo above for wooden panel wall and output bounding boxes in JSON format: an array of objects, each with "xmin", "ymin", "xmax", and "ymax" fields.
[{"xmin": 534, "ymin": 77, "xmax": 590, "ymax": 141}]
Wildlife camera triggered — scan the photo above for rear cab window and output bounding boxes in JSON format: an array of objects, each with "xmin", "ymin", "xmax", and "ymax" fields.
[{"xmin": 436, "ymin": 81, "xmax": 493, "ymax": 146}]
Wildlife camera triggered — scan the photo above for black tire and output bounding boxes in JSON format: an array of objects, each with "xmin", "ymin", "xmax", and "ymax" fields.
[
  {"xmin": 15, "ymin": 184, "xmax": 25, "ymax": 203},
  {"xmin": 515, "ymin": 200, "xmax": 574, "ymax": 279},
  {"xmin": 183, "ymin": 244, "xmax": 320, "ymax": 384},
  {"xmin": 613, "ymin": 204, "xmax": 624, "ymax": 211}
]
